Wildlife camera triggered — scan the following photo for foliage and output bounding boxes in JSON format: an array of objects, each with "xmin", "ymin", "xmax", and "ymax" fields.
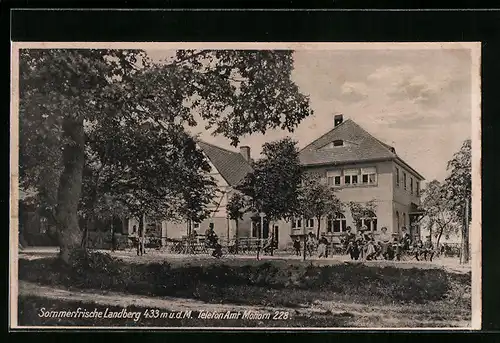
[
  {"xmin": 237, "ymin": 138, "xmax": 303, "ymax": 221},
  {"xmin": 19, "ymin": 48, "xmax": 313, "ymax": 261},
  {"xmin": 299, "ymin": 173, "xmax": 343, "ymax": 237},
  {"xmin": 441, "ymin": 139, "xmax": 472, "ymax": 263},
  {"xmin": 19, "ymin": 256, "xmax": 465, "ymax": 306},
  {"xmin": 347, "ymin": 200, "xmax": 377, "ymax": 229},
  {"xmin": 421, "ymin": 180, "xmax": 458, "ymax": 245},
  {"xmin": 442, "ymin": 139, "xmax": 472, "ymax": 224},
  {"xmin": 226, "ymin": 192, "xmax": 249, "ymax": 222}
]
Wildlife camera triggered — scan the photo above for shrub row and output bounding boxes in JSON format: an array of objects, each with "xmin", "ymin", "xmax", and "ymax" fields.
[{"xmin": 18, "ymin": 251, "xmax": 467, "ymax": 305}]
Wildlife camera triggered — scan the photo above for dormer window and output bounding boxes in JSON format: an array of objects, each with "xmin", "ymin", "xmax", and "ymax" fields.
[{"xmin": 333, "ymin": 140, "xmax": 344, "ymax": 147}]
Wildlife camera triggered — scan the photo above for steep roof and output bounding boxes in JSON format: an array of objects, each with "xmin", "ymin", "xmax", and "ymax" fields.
[
  {"xmin": 299, "ymin": 119, "xmax": 425, "ymax": 180},
  {"xmin": 197, "ymin": 140, "xmax": 253, "ymax": 187}
]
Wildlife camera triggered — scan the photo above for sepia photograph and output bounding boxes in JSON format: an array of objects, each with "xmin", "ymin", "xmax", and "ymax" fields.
[{"xmin": 10, "ymin": 42, "xmax": 481, "ymax": 330}]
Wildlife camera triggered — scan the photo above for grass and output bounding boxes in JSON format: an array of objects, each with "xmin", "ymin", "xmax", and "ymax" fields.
[
  {"xmin": 17, "ymin": 251, "xmax": 471, "ymax": 327},
  {"xmin": 18, "ymin": 251, "xmax": 471, "ymax": 307}
]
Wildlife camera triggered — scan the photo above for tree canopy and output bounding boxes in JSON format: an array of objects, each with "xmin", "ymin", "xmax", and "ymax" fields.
[
  {"xmin": 237, "ymin": 137, "xmax": 303, "ymax": 222},
  {"xmin": 299, "ymin": 173, "xmax": 343, "ymax": 238},
  {"xmin": 19, "ymin": 48, "xmax": 313, "ymax": 262}
]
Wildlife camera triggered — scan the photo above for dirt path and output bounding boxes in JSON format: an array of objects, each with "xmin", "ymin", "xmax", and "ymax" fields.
[{"xmin": 19, "ymin": 280, "xmax": 299, "ymax": 314}]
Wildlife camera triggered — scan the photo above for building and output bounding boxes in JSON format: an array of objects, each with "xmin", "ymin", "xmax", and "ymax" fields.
[
  {"xmin": 286, "ymin": 114, "xmax": 425, "ymax": 247},
  {"xmin": 127, "ymin": 140, "xmax": 255, "ymax": 244},
  {"xmin": 127, "ymin": 114, "xmax": 425, "ymax": 249}
]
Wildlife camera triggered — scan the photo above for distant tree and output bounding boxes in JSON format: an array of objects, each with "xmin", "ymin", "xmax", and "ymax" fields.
[
  {"xmin": 421, "ymin": 180, "xmax": 458, "ymax": 249},
  {"xmin": 237, "ymin": 138, "xmax": 303, "ymax": 258},
  {"xmin": 238, "ymin": 137, "xmax": 303, "ymax": 223},
  {"xmin": 19, "ymin": 49, "xmax": 313, "ymax": 263},
  {"xmin": 347, "ymin": 200, "xmax": 377, "ymax": 231},
  {"xmin": 299, "ymin": 173, "xmax": 343, "ymax": 239},
  {"xmin": 442, "ymin": 139, "xmax": 471, "ymax": 263}
]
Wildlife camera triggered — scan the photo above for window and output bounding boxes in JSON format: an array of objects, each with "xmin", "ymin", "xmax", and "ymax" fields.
[
  {"xmin": 333, "ymin": 140, "xmax": 343, "ymax": 147},
  {"xmin": 344, "ymin": 168, "xmax": 359, "ymax": 186},
  {"xmin": 396, "ymin": 167, "xmax": 400, "ymax": 187},
  {"xmin": 416, "ymin": 181, "xmax": 420, "ymax": 196},
  {"xmin": 327, "ymin": 213, "xmax": 346, "ymax": 233},
  {"xmin": 403, "ymin": 172, "xmax": 407, "ymax": 190},
  {"xmin": 410, "ymin": 177, "xmax": 414, "ymax": 194},
  {"xmin": 396, "ymin": 211, "xmax": 400, "ymax": 231},
  {"xmin": 305, "ymin": 218, "xmax": 314, "ymax": 228},
  {"xmin": 402, "ymin": 213, "xmax": 406, "ymax": 227},
  {"xmin": 291, "ymin": 218, "xmax": 303, "ymax": 229},
  {"xmin": 326, "ymin": 170, "xmax": 342, "ymax": 187},
  {"xmin": 344, "ymin": 175, "xmax": 351, "ymax": 185},
  {"xmin": 361, "ymin": 167, "xmax": 377, "ymax": 185},
  {"xmin": 361, "ymin": 211, "xmax": 378, "ymax": 231},
  {"xmin": 352, "ymin": 175, "xmax": 358, "ymax": 185}
]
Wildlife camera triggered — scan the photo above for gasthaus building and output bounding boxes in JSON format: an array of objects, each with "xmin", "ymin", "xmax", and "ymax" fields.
[{"xmin": 127, "ymin": 114, "xmax": 425, "ymax": 250}]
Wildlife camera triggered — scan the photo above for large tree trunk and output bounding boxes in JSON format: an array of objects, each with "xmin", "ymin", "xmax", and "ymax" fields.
[
  {"xmin": 137, "ymin": 214, "xmax": 145, "ymax": 255},
  {"xmin": 436, "ymin": 226, "xmax": 444, "ymax": 251},
  {"xmin": 316, "ymin": 216, "xmax": 322, "ymax": 240},
  {"xmin": 56, "ymin": 116, "xmax": 85, "ymax": 264},
  {"xmin": 461, "ymin": 204, "xmax": 470, "ymax": 264}
]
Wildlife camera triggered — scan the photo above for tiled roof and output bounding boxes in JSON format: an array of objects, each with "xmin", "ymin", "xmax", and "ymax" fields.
[
  {"xmin": 299, "ymin": 119, "xmax": 424, "ymax": 180},
  {"xmin": 197, "ymin": 140, "xmax": 253, "ymax": 187}
]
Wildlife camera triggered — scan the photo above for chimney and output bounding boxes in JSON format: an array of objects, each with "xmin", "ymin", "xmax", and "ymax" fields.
[
  {"xmin": 239, "ymin": 146, "xmax": 251, "ymax": 162},
  {"xmin": 334, "ymin": 114, "xmax": 344, "ymax": 127}
]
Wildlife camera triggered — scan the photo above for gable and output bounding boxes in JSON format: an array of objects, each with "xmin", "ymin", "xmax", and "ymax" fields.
[{"xmin": 299, "ymin": 119, "xmax": 397, "ymax": 166}]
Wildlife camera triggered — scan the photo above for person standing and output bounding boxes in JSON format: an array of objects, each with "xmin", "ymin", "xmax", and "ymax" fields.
[
  {"xmin": 293, "ymin": 237, "xmax": 301, "ymax": 256},
  {"xmin": 205, "ymin": 223, "xmax": 218, "ymax": 248},
  {"xmin": 378, "ymin": 227, "xmax": 392, "ymax": 260}
]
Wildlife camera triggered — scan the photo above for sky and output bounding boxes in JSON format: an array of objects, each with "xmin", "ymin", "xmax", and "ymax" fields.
[{"xmin": 145, "ymin": 47, "xmax": 473, "ymax": 183}]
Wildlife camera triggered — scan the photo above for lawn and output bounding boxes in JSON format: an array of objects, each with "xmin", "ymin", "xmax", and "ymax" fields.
[{"xmin": 17, "ymin": 250, "xmax": 472, "ymax": 328}]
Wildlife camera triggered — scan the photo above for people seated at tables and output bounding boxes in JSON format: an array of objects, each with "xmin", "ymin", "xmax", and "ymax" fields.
[
  {"xmin": 306, "ymin": 232, "xmax": 317, "ymax": 257},
  {"xmin": 364, "ymin": 233, "xmax": 378, "ymax": 261},
  {"xmin": 341, "ymin": 226, "xmax": 356, "ymax": 253},
  {"xmin": 212, "ymin": 238, "xmax": 223, "ymax": 258},
  {"xmin": 423, "ymin": 235, "xmax": 434, "ymax": 261},
  {"xmin": 413, "ymin": 238, "xmax": 424, "ymax": 261},
  {"xmin": 347, "ymin": 238, "xmax": 361, "ymax": 261}
]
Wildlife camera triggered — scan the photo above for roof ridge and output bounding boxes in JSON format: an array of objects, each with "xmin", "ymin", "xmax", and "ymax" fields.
[
  {"xmin": 198, "ymin": 140, "xmax": 241, "ymax": 156},
  {"xmin": 299, "ymin": 118, "xmax": 351, "ymax": 152}
]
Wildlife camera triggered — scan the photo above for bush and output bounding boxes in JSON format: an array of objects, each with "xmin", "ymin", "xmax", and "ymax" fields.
[{"xmin": 19, "ymin": 255, "xmax": 463, "ymax": 306}]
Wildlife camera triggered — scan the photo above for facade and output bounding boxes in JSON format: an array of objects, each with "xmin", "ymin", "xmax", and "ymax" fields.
[
  {"xmin": 283, "ymin": 114, "xmax": 425, "ymax": 248},
  {"xmin": 126, "ymin": 140, "xmax": 255, "ymax": 244},
  {"xmin": 126, "ymin": 114, "xmax": 425, "ymax": 249}
]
